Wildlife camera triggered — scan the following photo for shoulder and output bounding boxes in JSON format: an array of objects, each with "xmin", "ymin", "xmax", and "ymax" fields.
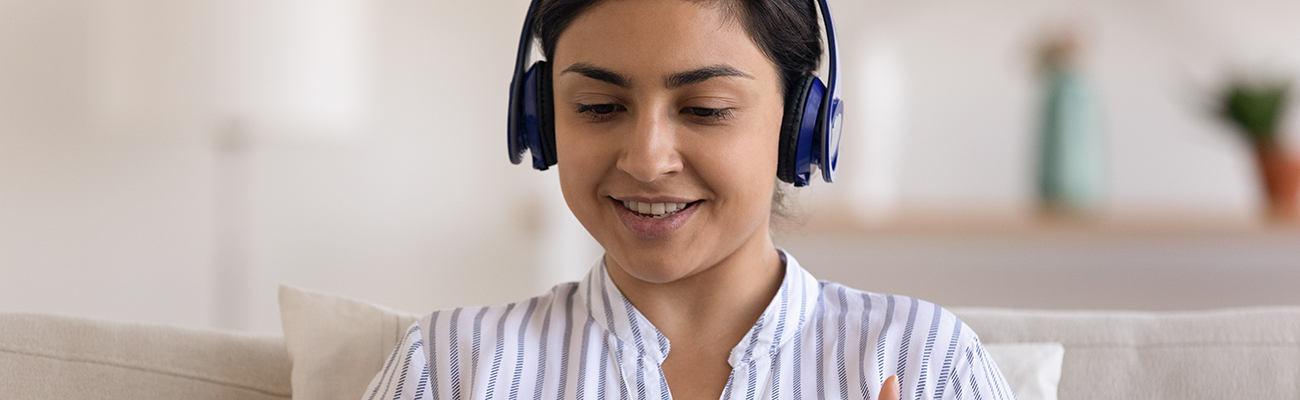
[
  {"xmin": 416, "ymin": 281, "xmax": 583, "ymax": 346},
  {"xmin": 816, "ymin": 280, "xmax": 978, "ymax": 346},
  {"xmin": 817, "ymin": 281, "xmax": 956, "ymax": 320},
  {"xmin": 812, "ymin": 282, "xmax": 1012, "ymax": 398},
  {"xmin": 365, "ymin": 282, "xmax": 586, "ymax": 400}
]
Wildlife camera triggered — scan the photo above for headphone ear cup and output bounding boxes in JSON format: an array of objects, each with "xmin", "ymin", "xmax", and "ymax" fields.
[
  {"xmin": 778, "ymin": 76, "xmax": 818, "ymax": 184},
  {"xmin": 535, "ymin": 61, "xmax": 557, "ymax": 168}
]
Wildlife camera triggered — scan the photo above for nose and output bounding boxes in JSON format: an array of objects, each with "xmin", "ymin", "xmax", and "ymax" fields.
[{"xmin": 616, "ymin": 109, "xmax": 682, "ymax": 183}]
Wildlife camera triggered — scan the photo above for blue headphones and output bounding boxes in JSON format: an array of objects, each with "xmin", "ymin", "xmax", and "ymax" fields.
[{"xmin": 507, "ymin": 0, "xmax": 842, "ymax": 187}]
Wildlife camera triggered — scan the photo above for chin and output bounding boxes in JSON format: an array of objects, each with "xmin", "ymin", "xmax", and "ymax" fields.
[{"xmin": 606, "ymin": 248, "xmax": 703, "ymax": 284}]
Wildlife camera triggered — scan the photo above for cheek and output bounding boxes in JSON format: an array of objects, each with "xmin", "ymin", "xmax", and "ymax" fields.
[
  {"xmin": 691, "ymin": 110, "xmax": 783, "ymax": 209},
  {"xmin": 554, "ymin": 117, "xmax": 613, "ymax": 210}
]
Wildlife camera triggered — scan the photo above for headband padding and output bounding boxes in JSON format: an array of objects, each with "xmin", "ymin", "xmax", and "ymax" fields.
[{"xmin": 535, "ymin": 61, "xmax": 557, "ymax": 167}]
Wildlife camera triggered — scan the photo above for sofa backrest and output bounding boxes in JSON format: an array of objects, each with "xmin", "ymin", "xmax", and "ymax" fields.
[
  {"xmin": 953, "ymin": 306, "xmax": 1300, "ymax": 400},
  {"xmin": 0, "ymin": 313, "xmax": 292, "ymax": 400}
]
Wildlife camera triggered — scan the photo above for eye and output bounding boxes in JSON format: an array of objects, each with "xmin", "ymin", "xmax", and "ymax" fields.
[
  {"xmin": 574, "ymin": 103, "xmax": 625, "ymax": 122},
  {"xmin": 681, "ymin": 107, "xmax": 733, "ymax": 121}
]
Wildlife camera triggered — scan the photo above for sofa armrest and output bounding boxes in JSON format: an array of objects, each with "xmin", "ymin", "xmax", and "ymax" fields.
[{"xmin": 0, "ymin": 313, "xmax": 292, "ymax": 400}]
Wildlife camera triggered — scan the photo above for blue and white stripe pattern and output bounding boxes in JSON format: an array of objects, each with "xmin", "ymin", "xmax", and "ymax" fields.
[{"xmin": 364, "ymin": 251, "xmax": 1014, "ymax": 400}]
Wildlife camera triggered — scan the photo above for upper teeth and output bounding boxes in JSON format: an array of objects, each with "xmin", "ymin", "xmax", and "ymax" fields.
[{"xmin": 622, "ymin": 200, "xmax": 689, "ymax": 217}]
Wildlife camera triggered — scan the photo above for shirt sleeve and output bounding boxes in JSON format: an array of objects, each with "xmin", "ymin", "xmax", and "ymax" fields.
[
  {"xmin": 946, "ymin": 336, "xmax": 1017, "ymax": 400},
  {"xmin": 361, "ymin": 321, "xmax": 430, "ymax": 400}
]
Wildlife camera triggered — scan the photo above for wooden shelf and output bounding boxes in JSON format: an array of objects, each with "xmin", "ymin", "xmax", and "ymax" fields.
[
  {"xmin": 776, "ymin": 204, "xmax": 1300, "ymax": 311},
  {"xmin": 789, "ymin": 203, "xmax": 1300, "ymax": 239}
]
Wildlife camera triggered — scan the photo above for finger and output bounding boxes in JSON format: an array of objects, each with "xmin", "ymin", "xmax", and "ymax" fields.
[{"xmin": 878, "ymin": 375, "xmax": 899, "ymax": 400}]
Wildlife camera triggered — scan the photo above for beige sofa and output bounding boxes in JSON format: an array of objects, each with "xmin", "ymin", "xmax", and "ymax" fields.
[
  {"xmin": 4, "ymin": 306, "xmax": 1300, "ymax": 399},
  {"xmin": 0, "ymin": 313, "xmax": 291, "ymax": 399}
]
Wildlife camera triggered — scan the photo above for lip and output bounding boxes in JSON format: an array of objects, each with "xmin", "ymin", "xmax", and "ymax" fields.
[
  {"xmin": 611, "ymin": 197, "xmax": 700, "ymax": 238},
  {"xmin": 611, "ymin": 195, "xmax": 699, "ymax": 204}
]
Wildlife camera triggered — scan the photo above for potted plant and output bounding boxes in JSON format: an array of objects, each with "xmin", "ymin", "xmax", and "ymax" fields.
[{"xmin": 1217, "ymin": 79, "xmax": 1298, "ymax": 220}]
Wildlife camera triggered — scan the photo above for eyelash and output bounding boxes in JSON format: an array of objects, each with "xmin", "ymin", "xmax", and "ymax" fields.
[
  {"xmin": 574, "ymin": 103, "xmax": 625, "ymax": 122},
  {"xmin": 573, "ymin": 104, "xmax": 734, "ymax": 122},
  {"xmin": 681, "ymin": 107, "xmax": 733, "ymax": 121}
]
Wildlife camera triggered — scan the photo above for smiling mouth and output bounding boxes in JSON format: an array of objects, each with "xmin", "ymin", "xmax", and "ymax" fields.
[{"xmin": 618, "ymin": 199, "xmax": 699, "ymax": 219}]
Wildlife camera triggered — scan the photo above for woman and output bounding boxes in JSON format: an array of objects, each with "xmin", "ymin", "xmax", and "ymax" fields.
[{"xmin": 365, "ymin": 0, "xmax": 1013, "ymax": 399}]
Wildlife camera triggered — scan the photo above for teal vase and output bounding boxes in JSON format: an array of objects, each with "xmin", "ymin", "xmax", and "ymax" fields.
[{"xmin": 1038, "ymin": 69, "xmax": 1105, "ymax": 214}]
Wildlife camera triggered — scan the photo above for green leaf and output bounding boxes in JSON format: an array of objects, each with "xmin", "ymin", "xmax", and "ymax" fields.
[{"xmin": 1219, "ymin": 80, "xmax": 1290, "ymax": 142}]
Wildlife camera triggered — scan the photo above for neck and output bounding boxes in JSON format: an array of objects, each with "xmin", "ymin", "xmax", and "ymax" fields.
[{"xmin": 604, "ymin": 233, "xmax": 785, "ymax": 349}]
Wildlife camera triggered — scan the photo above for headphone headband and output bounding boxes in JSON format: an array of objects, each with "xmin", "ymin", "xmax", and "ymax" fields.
[{"xmin": 815, "ymin": 0, "xmax": 843, "ymax": 183}]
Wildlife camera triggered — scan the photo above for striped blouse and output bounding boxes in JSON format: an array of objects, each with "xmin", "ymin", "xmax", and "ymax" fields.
[{"xmin": 363, "ymin": 251, "xmax": 1014, "ymax": 400}]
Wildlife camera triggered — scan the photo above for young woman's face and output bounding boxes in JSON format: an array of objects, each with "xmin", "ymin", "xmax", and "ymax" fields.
[{"xmin": 552, "ymin": 0, "xmax": 785, "ymax": 283}]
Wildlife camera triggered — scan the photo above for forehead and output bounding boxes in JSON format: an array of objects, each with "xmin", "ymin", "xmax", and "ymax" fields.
[{"xmin": 552, "ymin": 0, "xmax": 776, "ymax": 84}]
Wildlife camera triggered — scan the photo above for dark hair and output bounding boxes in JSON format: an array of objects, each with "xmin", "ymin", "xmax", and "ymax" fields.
[{"xmin": 531, "ymin": 0, "xmax": 823, "ymax": 101}]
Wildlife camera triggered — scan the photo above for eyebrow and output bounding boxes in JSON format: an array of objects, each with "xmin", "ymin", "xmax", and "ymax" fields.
[
  {"xmin": 664, "ymin": 64, "xmax": 754, "ymax": 89},
  {"xmin": 559, "ymin": 63, "xmax": 755, "ymax": 89},
  {"xmin": 560, "ymin": 63, "xmax": 631, "ymax": 88}
]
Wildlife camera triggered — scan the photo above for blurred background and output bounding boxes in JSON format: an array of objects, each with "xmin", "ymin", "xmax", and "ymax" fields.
[{"xmin": 2, "ymin": 0, "xmax": 1299, "ymax": 335}]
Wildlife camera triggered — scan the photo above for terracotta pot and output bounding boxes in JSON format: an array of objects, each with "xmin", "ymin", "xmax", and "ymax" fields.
[{"xmin": 1253, "ymin": 141, "xmax": 1300, "ymax": 221}]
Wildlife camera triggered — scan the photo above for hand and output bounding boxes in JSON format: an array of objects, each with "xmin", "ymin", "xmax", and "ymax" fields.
[{"xmin": 877, "ymin": 375, "xmax": 899, "ymax": 400}]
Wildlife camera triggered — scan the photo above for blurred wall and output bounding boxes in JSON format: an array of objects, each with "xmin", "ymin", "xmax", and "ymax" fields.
[
  {"xmin": 0, "ymin": 0, "xmax": 582, "ymax": 334},
  {"xmin": 2, "ymin": 1, "xmax": 219, "ymax": 329},
  {"xmin": 1, "ymin": 0, "xmax": 1298, "ymax": 334}
]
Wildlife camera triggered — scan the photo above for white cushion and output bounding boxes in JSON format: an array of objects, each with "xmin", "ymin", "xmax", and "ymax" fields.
[
  {"xmin": 278, "ymin": 285, "xmax": 419, "ymax": 400},
  {"xmin": 983, "ymin": 342, "xmax": 1064, "ymax": 400}
]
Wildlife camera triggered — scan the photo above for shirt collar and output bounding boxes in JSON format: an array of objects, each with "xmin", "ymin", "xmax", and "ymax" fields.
[
  {"xmin": 578, "ymin": 256, "xmax": 673, "ymax": 364},
  {"xmin": 576, "ymin": 249, "xmax": 822, "ymax": 367},
  {"xmin": 725, "ymin": 249, "xmax": 821, "ymax": 367}
]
